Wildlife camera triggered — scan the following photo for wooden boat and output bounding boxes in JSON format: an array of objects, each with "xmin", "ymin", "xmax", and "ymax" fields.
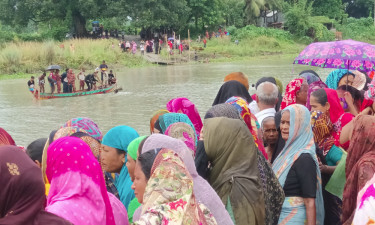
[{"xmin": 35, "ymin": 85, "xmax": 118, "ymax": 100}]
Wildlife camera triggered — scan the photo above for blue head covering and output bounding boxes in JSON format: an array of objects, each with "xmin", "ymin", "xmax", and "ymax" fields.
[
  {"xmin": 325, "ymin": 69, "xmax": 354, "ymax": 89},
  {"xmin": 272, "ymin": 105, "xmax": 324, "ymax": 224},
  {"xmin": 102, "ymin": 125, "xmax": 139, "ymax": 210},
  {"xmin": 299, "ymin": 70, "xmax": 321, "ymax": 85},
  {"xmin": 158, "ymin": 113, "xmax": 197, "ymax": 145}
]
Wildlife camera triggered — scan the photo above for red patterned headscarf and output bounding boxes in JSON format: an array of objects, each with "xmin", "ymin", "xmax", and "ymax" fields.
[
  {"xmin": 0, "ymin": 127, "xmax": 16, "ymax": 146},
  {"xmin": 280, "ymin": 78, "xmax": 304, "ymax": 110}
]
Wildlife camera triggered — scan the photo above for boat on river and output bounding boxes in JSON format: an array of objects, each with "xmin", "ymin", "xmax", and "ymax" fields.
[{"xmin": 34, "ymin": 85, "xmax": 119, "ymax": 100}]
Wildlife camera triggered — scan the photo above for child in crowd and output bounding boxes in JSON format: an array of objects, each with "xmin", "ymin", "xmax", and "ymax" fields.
[{"xmin": 77, "ymin": 69, "xmax": 86, "ymax": 91}]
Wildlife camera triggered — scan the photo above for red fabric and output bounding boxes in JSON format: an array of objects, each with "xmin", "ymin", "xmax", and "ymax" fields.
[
  {"xmin": 251, "ymin": 94, "xmax": 257, "ymax": 101},
  {"xmin": 280, "ymin": 78, "xmax": 304, "ymax": 110},
  {"xmin": 360, "ymin": 98, "xmax": 374, "ymax": 112},
  {"xmin": 0, "ymin": 127, "xmax": 16, "ymax": 146}
]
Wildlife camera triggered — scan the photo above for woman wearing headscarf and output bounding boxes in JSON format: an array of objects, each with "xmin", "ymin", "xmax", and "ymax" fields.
[
  {"xmin": 134, "ymin": 134, "xmax": 234, "ymax": 225},
  {"xmin": 204, "ymin": 117, "xmax": 266, "ymax": 225},
  {"xmin": 223, "ymin": 72, "xmax": 249, "ymax": 90},
  {"xmin": 154, "ymin": 113, "xmax": 198, "ymax": 148},
  {"xmin": 149, "ymin": 109, "xmax": 169, "ymax": 134},
  {"xmin": 212, "ymin": 80, "xmax": 252, "ymax": 106},
  {"xmin": 101, "ymin": 125, "xmax": 139, "ymax": 210},
  {"xmin": 272, "ymin": 104, "xmax": 324, "ymax": 225},
  {"xmin": 306, "ymin": 81, "xmax": 328, "ymax": 110},
  {"xmin": 225, "ymin": 96, "xmax": 267, "ymax": 159},
  {"xmin": 166, "ymin": 97, "xmax": 203, "ymax": 138},
  {"xmin": 280, "ymin": 78, "xmax": 309, "ymax": 110},
  {"xmin": 352, "ymin": 174, "xmax": 375, "ymax": 224},
  {"xmin": 204, "ymin": 104, "xmax": 284, "ymax": 225},
  {"xmin": 61, "ymin": 117, "xmax": 103, "ymax": 141},
  {"xmin": 311, "ymin": 111, "xmax": 344, "ymax": 225},
  {"xmin": 342, "ymin": 115, "xmax": 375, "ymax": 225},
  {"xmin": 0, "ymin": 145, "xmax": 72, "ymax": 225},
  {"xmin": 310, "ymin": 88, "xmax": 354, "ymax": 150},
  {"xmin": 165, "ymin": 122, "xmax": 196, "ymax": 154},
  {"xmin": 45, "ymin": 137, "xmax": 116, "ymax": 225},
  {"xmin": 325, "ymin": 69, "xmax": 355, "ymax": 90},
  {"xmin": 132, "ymin": 149, "xmax": 217, "ymax": 224},
  {"xmin": 126, "ymin": 136, "xmax": 148, "ymax": 223},
  {"xmin": 299, "ymin": 70, "xmax": 321, "ymax": 85},
  {"xmin": 0, "ymin": 127, "xmax": 16, "ymax": 146}
]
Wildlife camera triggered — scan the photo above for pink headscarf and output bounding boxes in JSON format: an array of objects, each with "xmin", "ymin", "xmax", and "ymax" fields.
[
  {"xmin": 166, "ymin": 97, "xmax": 203, "ymax": 139},
  {"xmin": 46, "ymin": 137, "xmax": 115, "ymax": 225},
  {"xmin": 165, "ymin": 122, "xmax": 196, "ymax": 155},
  {"xmin": 133, "ymin": 134, "xmax": 234, "ymax": 225}
]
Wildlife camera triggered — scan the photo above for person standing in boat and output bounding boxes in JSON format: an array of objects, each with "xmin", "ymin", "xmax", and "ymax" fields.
[
  {"xmin": 99, "ymin": 60, "xmax": 108, "ymax": 82},
  {"xmin": 38, "ymin": 73, "xmax": 46, "ymax": 93},
  {"xmin": 77, "ymin": 69, "xmax": 86, "ymax": 91},
  {"xmin": 55, "ymin": 69, "xmax": 62, "ymax": 93},
  {"xmin": 67, "ymin": 69, "xmax": 76, "ymax": 93},
  {"xmin": 48, "ymin": 70, "xmax": 56, "ymax": 94},
  {"xmin": 61, "ymin": 69, "xmax": 69, "ymax": 93}
]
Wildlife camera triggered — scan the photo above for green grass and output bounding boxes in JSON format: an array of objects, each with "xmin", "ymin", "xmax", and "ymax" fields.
[{"xmin": 0, "ymin": 39, "xmax": 150, "ymax": 75}]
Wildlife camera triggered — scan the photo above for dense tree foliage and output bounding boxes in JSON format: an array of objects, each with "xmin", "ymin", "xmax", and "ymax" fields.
[{"xmin": 0, "ymin": 0, "xmax": 373, "ymax": 41}]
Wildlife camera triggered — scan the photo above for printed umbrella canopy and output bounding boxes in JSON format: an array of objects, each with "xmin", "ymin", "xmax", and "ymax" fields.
[{"xmin": 294, "ymin": 39, "xmax": 375, "ymax": 72}]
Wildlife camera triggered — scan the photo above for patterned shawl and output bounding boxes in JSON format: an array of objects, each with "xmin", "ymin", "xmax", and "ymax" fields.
[
  {"xmin": 204, "ymin": 104, "xmax": 240, "ymax": 120},
  {"xmin": 306, "ymin": 81, "xmax": 328, "ymax": 110},
  {"xmin": 225, "ymin": 96, "xmax": 267, "ymax": 159},
  {"xmin": 352, "ymin": 174, "xmax": 375, "ymax": 224},
  {"xmin": 352, "ymin": 71, "xmax": 367, "ymax": 91},
  {"xmin": 61, "ymin": 117, "xmax": 102, "ymax": 141},
  {"xmin": 272, "ymin": 104, "xmax": 324, "ymax": 225},
  {"xmin": 325, "ymin": 69, "xmax": 353, "ymax": 90},
  {"xmin": 149, "ymin": 109, "xmax": 169, "ymax": 134},
  {"xmin": 135, "ymin": 149, "xmax": 217, "ymax": 225},
  {"xmin": 342, "ymin": 115, "xmax": 375, "ymax": 224},
  {"xmin": 280, "ymin": 78, "xmax": 304, "ymax": 110},
  {"xmin": 299, "ymin": 70, "xmax": 321, "ymax": 85},
  {"xmin": 102, "ymin": 125, "xmax": 139, "ymax": 210},
  {"xmin": 45, "ymin": 137, "xmax": 115, "ymax": 225},
  {"xmin": 166, "ymin": 97, "xmax": 203, "ymax": 138},
  {"xmin": 0, "ymin": 145, "xmax": 72, "ymax": 225},
  {"xmin": 159, "ymin": 113, "xmax": 197, "ymax": 145},
  {"xmin": 204, "ymin": 117, "xmax": 265, "ymax": 225},
  {"xmin": 311, "ymin": 111, "xmax": 335, "ymax": 156},
  {"xmin": 0, "ymin": 127, "xmax": 16, "ymax": 146},
  {"xmin": 165, "ymin": 122, "xmax": 196, "ymax": 155},
  {"xmin": 134, "ymin": 134, "xmax": 234, "ymax": 225}
]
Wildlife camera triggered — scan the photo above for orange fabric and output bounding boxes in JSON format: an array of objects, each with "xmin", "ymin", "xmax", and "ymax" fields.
[{"xmin": 224, "ymin": 72, "xmax": 249, "ymax": 90}]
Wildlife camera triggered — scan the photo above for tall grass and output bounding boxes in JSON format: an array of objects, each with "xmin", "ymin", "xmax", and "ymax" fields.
[{"xmin": 0, "ymin": 39, "xmax": 149, "ymax": 75}]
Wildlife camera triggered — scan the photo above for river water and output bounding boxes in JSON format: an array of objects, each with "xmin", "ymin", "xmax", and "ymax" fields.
[{"xmin": 0, "ymin": 58, "xmax": 326, "ymax": 146}]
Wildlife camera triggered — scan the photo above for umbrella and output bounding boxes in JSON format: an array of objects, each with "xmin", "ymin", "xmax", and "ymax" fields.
[
  {"xmin": 168, "ymin": 37, "xmax": 174, "ymax": 41},
  {"xmin": 294, "ymin": 39, "xmax": 375, "ymax": 72},
  {"xmin": 46, "ymin": 65, "xmax": 61, "ymax": 71}
]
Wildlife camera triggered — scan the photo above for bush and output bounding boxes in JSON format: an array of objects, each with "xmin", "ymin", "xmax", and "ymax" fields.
[
  {"xmin": 231, "ymin": 25, "xmax": 293, "ymax": 42},
  {"xmin": 336, "ymin": 17, "xmax": 375, "ymax": 43}
]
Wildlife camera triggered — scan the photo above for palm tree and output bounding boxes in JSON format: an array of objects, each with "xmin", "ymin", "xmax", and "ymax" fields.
[{"xmin": 244, "ymin": 0, "xmax": 265, "ymax": 25}]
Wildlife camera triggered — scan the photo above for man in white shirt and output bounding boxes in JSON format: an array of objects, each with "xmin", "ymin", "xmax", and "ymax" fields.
[{"xmin": 254, "ymin": 81, "xmax": 279, "ymax": 127}]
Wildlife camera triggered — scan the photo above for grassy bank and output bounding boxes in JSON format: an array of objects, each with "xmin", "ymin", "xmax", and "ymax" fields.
[{"xmin": 0, "ymin": 39, "xmax": 149, "ymax": 76}]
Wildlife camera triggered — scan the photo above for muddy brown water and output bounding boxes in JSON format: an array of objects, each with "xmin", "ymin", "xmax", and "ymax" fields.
[{"xmin": 0, "ymin": 59, "xmax": 329, "ymax": 146}]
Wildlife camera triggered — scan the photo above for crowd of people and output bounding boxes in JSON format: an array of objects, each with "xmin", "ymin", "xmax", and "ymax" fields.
[
  {"xmin": 8, "ymin": 69, "xmax": 375, "ymax": 224},
  {"xmin": 28, "ymin": 61, "xmax": 117, "ymax": 95}
]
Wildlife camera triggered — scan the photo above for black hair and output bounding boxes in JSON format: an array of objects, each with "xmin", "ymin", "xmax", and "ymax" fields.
[
  {"xmin": 137, "ymin": 148, "xmax": 162, "ymax": 180},
  {"xmin": 311, "ymin": 89, "xmax": 328, "ymax": 106},
  {"xmin": 337, "ymin": 85, "xmax": 363, "ymax": 102},
  {"xmin": 31, "ymin": 76, "xmax": 35, "ymax": 79},
  {"xmin": 116, "ymin": 148, "xmax": 125, "ymax": 155},
  {"xmin": 26, "ymin": 138, "xmax": 47, "ymax": 162},
  {"xmin": 137, "ymin": 136, "xmax": 149, "ymax": 156},
  {"xmin": 338, "ymin": 73, "xmax": 355, "ymax": 83},
  {"xmin": 153, "ymin": 118, "xmax": 162, "ymax": 134}
]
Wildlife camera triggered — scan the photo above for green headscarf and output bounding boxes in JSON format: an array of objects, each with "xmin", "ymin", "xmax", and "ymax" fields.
[{"xmin": 127, "ymin": 136, "xmax": 148, "ymax": 160}]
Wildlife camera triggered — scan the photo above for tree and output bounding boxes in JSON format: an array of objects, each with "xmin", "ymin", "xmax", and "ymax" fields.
[
  {"xmin": 244, "ymin": 0, "xmax": 266, "ymax": 25},
  {"xmin": 343, "ymin": 0, "xmax": 374, "ymax": 18},
  {"xmin": 312, "ymin": 0, "xmax": 345, "ymax": 20}
]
